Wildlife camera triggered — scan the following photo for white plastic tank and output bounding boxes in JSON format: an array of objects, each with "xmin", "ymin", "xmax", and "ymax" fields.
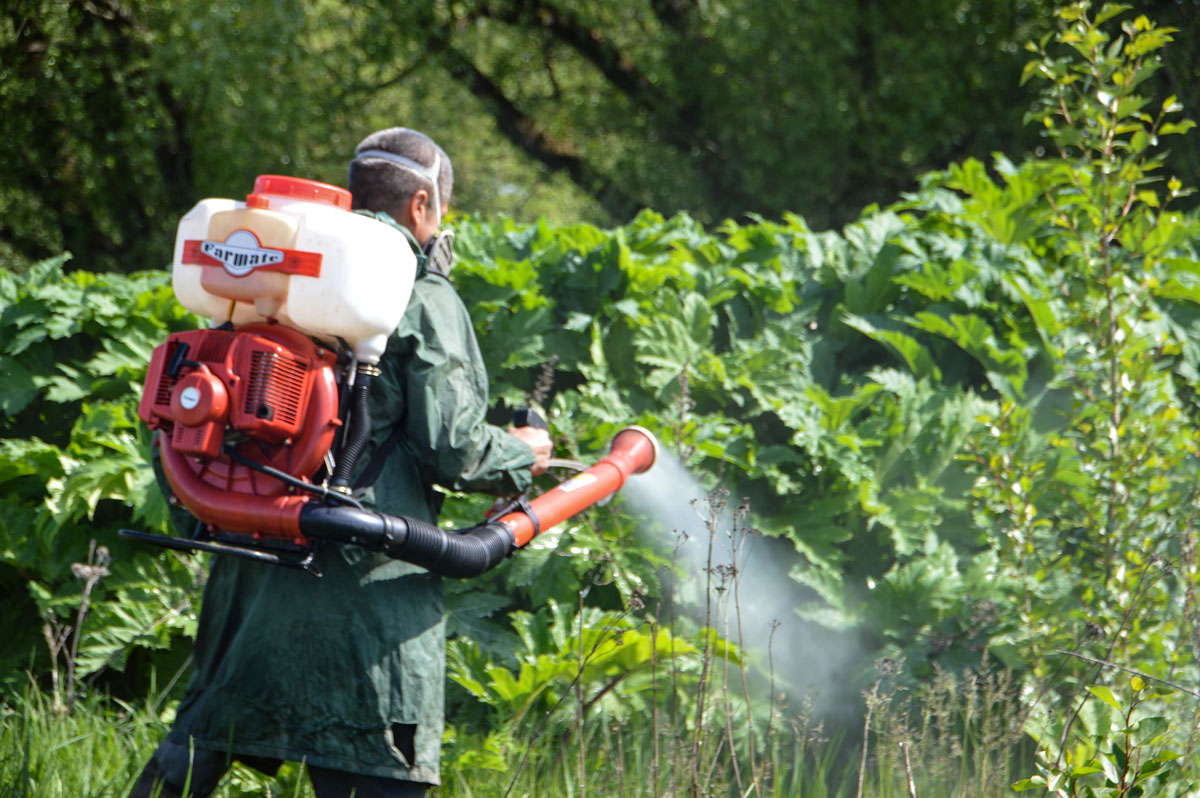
[{"xmin": 171, "ymin": 175, "xmax": 417, "ymax": 364}]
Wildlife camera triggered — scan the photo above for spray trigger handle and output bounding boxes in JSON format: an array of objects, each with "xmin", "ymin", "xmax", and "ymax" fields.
[{"xmin": 512, "ymin": 408, "xmax": 548, "ymax": 431}]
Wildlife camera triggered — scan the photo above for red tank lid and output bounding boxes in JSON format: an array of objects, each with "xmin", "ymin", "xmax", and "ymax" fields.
[{"xmin": 251, "ymin": 175, "xmax": 351, "ymax": 210}]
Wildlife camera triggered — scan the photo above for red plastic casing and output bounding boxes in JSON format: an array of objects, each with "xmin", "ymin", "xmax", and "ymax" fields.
[
  {"xmin": 497, "ymin": 426, "xmax": 658, "ymax": 547},
  {"xmin": 249, "ymin": 175, "xmax": 351, "ymax": 210},
  {"xmin": 139, "ymin": 324, "xmax": 340, "ymax": 540}
]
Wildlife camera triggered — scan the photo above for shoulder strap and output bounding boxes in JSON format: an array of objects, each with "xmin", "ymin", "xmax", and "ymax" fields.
[
  {"xmin": 352, "ymin": 424, "xmax": 406, "ymax": 493},
  {"xmin": 347, "ymin": 211, "xmax": 431, "ymax": 494}
]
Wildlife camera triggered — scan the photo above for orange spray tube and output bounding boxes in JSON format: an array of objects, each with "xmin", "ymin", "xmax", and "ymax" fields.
[{"xmin": 497, "ymin": 426, "xmax": 659, "ymax": 547}]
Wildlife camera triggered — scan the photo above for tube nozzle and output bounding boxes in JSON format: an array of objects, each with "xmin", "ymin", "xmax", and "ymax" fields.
[{"xmin": 609, "ymin": 425, "xmax": 659, "ymax": 475}]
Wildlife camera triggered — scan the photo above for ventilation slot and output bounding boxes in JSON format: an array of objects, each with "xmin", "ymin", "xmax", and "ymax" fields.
[
  {"xmin": 172, "ymin": 423, "xmax": 207, "ymax": 452},
  {"xmin": 196, "ymin": 331, "xmax": 235, "ymax": 363},
  {"xmin": 244, "ymin": 350, "xmax": 307, "ymax": 426},
  {"xmin": 154, "ymin": 343, "xmax": 179, "ymax": 407}
]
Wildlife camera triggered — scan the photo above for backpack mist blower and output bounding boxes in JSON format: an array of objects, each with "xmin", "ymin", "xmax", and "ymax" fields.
[{"xmin": 120, "ymin": 175, "xmax": 658, "ymax": 577}]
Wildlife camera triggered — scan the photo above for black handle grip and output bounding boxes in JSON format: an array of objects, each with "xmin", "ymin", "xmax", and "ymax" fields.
[{"xmin": 512, "ymin": 407, "xmax": 548, "ymax": 430}]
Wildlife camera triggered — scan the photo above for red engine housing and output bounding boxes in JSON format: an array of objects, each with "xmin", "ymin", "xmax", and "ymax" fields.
[{"xmin": 138, "ymin": 324, "xmax": 340, "ymax": 542}]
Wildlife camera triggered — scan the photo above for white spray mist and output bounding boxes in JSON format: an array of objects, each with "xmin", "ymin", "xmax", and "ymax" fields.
[{"xmin": 621, "ymin": 453, "xmax": 864, "ymax": 717}]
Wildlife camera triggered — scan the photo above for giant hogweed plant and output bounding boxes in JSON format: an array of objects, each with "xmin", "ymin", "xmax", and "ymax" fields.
[
  {"xmin": 0, "ymin": 258, "xmax": 202, "ymax": 703},
  {"xmin": 449, "ymin": 204, "xmax": 1038, "ymax": 674}
]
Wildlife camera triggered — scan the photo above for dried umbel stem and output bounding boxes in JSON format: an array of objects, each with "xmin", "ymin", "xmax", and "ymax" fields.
[
  {"xmin": 65, "ymin": 540, "xmax": 110, "ymax": 711},
  {"xmin": 527, "ymin": 353, "xmax": 559, "ymax": 408},
  {"xmin": 900, "ymin": 741, "xmax": 917, "ymax": 798}
]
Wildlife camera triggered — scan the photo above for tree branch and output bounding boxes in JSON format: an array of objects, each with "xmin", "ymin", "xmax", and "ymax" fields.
[
  {"xmin": 489, "ymin": 0, "xmax": 661, "ymax": 112},
  {"xmin": 483, "ymin": 0, "xmax": 723, "ymax": 156},
  {"xmin": 434, "ymin": 38, "xmax": 642, "ymax": 221},
  {"xmin": 475, "ymin": 0, "xmax": 742, "ymax": 213},
  {"xmin": 336, "ymin": 42, "xmax": 445, "ymax": 102}
]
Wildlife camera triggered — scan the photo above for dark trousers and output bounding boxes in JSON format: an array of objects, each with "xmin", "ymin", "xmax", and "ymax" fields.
[{"xmin": 130, "ymin": 740, "xmax": 430, "ymax": 798}]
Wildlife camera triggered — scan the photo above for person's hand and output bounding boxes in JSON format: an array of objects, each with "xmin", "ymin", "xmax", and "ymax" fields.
[{"xmin": 507, "ymin": 426, "xmax": 552, "ymax": 475}]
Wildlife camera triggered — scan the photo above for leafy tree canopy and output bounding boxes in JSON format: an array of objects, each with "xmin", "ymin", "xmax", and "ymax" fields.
[{"xmin": 15, "ymin": 0, "xmax": 1200, "ymax": 273}]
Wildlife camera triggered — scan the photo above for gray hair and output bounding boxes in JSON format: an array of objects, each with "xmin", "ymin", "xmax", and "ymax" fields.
[{"xmin": 348, "ymin": 128, "xmax": 454, "ymax": 221}]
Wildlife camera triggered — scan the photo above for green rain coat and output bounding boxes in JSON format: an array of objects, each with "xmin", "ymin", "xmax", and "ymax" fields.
[{"xmin": 164, "ymin": 213, "xmax": 535, "ymax": 784}]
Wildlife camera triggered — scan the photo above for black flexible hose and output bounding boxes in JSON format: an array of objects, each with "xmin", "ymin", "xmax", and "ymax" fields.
[
  {"xmin": 329, "ymin": 366, "xmax": 375, "ymax": 490},
  {"xmin": 223, "ymin": 447, "xmax": 363, "ymax": 509},
  {"xmin": 299, "ymin": 504, "xmax": 515, "ymax": 578}
]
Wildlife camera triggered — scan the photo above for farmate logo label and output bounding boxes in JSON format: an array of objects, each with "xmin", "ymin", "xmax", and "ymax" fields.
[{"xmin": 200, "ymin": 230, "xmax": 285, "ymax": 277}]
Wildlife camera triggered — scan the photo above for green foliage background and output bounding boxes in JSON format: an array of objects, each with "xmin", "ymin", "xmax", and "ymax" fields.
[{"xmin": 5, "ymin": 0, "xmax": 1198, "ymax": 275}]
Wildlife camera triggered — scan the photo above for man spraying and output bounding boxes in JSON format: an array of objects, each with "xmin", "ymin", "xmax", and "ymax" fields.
[{"xmin": 132, "ymin": 127, "xmax": 552, "ymax": 798}]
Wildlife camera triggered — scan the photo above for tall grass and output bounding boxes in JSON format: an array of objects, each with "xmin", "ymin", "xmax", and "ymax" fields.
[
  {"xmin": 1, "ymin": 648, "xmax": 1047, "ymax": 798},
  {"xmin": 0, "ymin": 680, "xmax": 315, "ymax": 798},
  {"xmin": 1, "ymin": 683, "xmax": 157, "ymax": 797},
  {"xmin": 436, "ymin": 665, "xmax": 1034, "ymax": 798}
]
